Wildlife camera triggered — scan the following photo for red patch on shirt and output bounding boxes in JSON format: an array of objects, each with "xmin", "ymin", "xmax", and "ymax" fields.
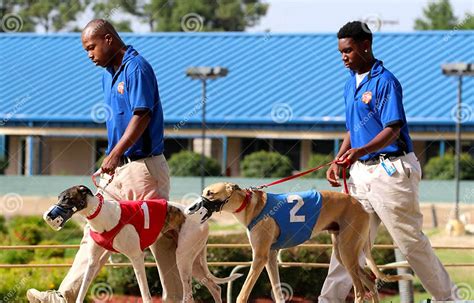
[
  {"xmin": 90, "ymin": 199, "xmax": 167, "ymax": 252},
  {"xmin": 361, "ymin": 91, "xmax": 372, "ymax": 104},
  {"xmin": 117, "ymin": 82, "xmax": 125, "ymax": 94}
]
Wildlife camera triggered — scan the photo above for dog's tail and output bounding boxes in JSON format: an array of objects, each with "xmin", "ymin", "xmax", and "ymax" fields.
[
  {"xmin": 364, "ymin": 234, "xmax": 413, "ymax": 282},
  {"xmin": 198, "ymin": 246, "xmax": 243, "ymax": 284}
]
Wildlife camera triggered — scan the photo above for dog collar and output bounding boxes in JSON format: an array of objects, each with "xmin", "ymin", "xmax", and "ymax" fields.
[
  {"xmin": 234, "ymin": 191, "xmax": 252, "ymax": 213},
  {"xmin": 87, "ymin": 193, "xmax": 104, "ymax": 220}
]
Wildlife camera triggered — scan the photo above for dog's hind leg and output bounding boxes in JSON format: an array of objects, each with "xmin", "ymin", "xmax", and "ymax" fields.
[
  {"xmin": 265, "ymin": 249, "xmax": 285, "ymax": 303},
  {"xmin": 192, "ymin": 246, "xmax": 222, "ymax": 303},
  {"xmin": 337, "ymin": 226, "xmax": 367, "ymax": 303},
  {"xmin": 176, "ymin": 220, "xmax": 208, "ymax": 302}
]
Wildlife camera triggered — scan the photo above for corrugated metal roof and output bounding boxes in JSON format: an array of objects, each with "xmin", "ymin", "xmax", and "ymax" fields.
[{"xmin": 0, "ymin": 32, "xmax": 473, "ymax": 131}]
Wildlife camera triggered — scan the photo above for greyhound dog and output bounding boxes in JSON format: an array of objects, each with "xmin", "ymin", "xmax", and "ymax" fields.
[
  {"xmin": 186, "ymin": 182, "xmax": 413, "ymax": 303},
  {"xmin": 43, "ymin": 185, "xmax": 241, "ymax": 303}
]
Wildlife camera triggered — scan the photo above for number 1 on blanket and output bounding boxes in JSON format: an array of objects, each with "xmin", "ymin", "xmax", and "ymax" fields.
[{"xmin": 141, "ymin": 202, "xmax": 150, "ymax": 229}]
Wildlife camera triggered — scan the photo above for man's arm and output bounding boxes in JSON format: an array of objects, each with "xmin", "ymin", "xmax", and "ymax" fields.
[
  {"xmin": 327, "ymin": 131, "xmax": 351, "ymax": 187},
  {"xmin": 101, "ymin": 110, "xmax": 151, "ymax": 174},
  {"xmin": 339, "ymin": 123, "xmax": 401, "ymax": 162}
]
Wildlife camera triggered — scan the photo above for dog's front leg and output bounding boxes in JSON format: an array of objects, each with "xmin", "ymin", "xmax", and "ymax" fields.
[
  {"xmin": 129, "ymin": 254, "xmax": 153, "ymax": 303},
  {"xmin": 76, "ymin": 242, "xmax": 106, "ymax": 303},
  {"xmin": 265, "ymin": 250, "xmax": 285, "ymax": 303},
  {"xmin": 237, "ymin": 223, "xmax": 275, "ymax": 303}
]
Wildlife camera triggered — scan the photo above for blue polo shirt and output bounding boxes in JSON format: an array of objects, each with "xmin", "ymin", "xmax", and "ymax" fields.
[
  {"xmin": 102, "ymin": 45, "xmax": 164, "ymax": 158},
  {"xmin": 344, "ymin": 60, "xmax": 413, "ymax": 161}
]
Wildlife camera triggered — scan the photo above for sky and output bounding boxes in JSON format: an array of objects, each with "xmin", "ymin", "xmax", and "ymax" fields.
[
  {"xmin": 247, "ymin": 0, "xmax": 474, "ymax": 33},
  {"xmin": 75, "ymin": 0, "xmax": 473, "ymax": 33}
]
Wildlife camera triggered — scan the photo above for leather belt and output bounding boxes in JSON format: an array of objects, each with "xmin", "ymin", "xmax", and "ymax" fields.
[
  {"xmin": 358, "ymin": 151, "xmax": 406, "ymax": 166},
  {"xmin": 118, "ymin": 154, "xmax": 161, "ymax": 166}
]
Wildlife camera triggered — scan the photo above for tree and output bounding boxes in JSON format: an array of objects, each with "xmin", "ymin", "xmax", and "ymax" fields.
[
  {"xmin": 14, "ymin": 0, "xmax": 90, "ymax": 32},
  {"xmin": 115, "ymin": 0, "xmax": 268, "ymax": 32},
  {"xmin": 92, "ymin": 1, "xmax": 132, "ymax": 32},
  {"xmin": 414, "ymin": 0, "xmax": 460, "ymax": 30}
]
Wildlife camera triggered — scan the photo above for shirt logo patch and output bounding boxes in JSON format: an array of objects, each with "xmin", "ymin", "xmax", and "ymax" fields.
[
  {"xmin": 117, "ymin": 82, "xmax": 125, "ymax": 94},
  {"xmin": 361, "ymin": 91, "xmax": 372, "ymax": 104}
]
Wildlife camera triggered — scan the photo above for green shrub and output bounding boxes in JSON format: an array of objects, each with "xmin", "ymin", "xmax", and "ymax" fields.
[
  {"xmin": 241, "ymin": 151, "xmax": 293, "ymax": 178},
  {"xmin": 168, "ymin": 151, "xmax": 221, "ymax": 176},
  {"xmin": 305, "ymin": 153, "xmax": 334, "ymax": 179},
  {"xmin": 35, "ymin": 240, "xmax": 65, "ymax": 260},
  {"xmin": 424, "ymin": 152, "xmax": 474, "ymax": 180}
]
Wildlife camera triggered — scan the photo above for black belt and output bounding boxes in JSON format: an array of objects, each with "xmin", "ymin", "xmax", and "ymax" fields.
[
  {"xmin": 358, "ymin": 151, "xmax": 406, "ymax": 165},
  {"xmin": 118, "ymin": 154, "xmax": 161, "ymax": 166}
]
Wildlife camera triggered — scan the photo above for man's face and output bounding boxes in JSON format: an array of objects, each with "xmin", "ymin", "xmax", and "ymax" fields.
[
  {"xmin": 337, "ymin": 38, "xmax": 368, "ymax": 71},
  {"xmin": 81, "ymin": 33, "xmax": 112, "ymax": 67}
]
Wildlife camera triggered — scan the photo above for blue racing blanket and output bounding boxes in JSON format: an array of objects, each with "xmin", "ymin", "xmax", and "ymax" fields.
[{"xmin": 247, "ymin": 190, "xmax": 322, "ymax": 250}]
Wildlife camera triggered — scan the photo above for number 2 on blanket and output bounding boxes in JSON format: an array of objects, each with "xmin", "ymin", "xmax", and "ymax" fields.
[
  {"xmin": 141, "ymin": 202, "xmax": 150, "ymax": 229},
  {"xmin": 287, "ymin": 195, "xmax": 305, "ymax": 223}
]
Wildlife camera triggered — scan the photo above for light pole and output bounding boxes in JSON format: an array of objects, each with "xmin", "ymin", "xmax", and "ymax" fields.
[
  {"xmin": 441, "ymin": 62, "xmax": 474, "ymax": 235},
  {"xmin": 186, "ymin": 66, "xmax": 229, "ymax": 190}
]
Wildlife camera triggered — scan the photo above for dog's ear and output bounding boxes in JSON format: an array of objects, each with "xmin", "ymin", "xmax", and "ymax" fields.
[
  {"xmin": 225, "ymin": 183, "xmax": 241, "ymax": 193},
  {"xmin": 77, "ymin": 185, "xmax": 93, "ymax": 197}
]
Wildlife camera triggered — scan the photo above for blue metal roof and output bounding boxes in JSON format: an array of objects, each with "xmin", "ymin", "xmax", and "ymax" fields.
[{"xmin": 0, "ymin": 32, "xmax": 473, "ymax": 131}]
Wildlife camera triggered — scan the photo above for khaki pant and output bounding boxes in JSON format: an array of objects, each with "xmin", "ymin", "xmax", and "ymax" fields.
[
  {"xmin": 319, "ymin": 153, "xmax": 456, "ymax": 302},
  {"xmin": 59, "ymin": 155, "xmax": 184, "ymax": 302}
]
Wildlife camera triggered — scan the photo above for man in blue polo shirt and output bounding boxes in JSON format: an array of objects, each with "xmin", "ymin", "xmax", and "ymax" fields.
[
  {"xmin": 27, "ymin": 19, "xmax": 183, "ymax": 302},
  {"xmin": 319, "ymin": 21, "xmax": 457, "ymax": 302}
]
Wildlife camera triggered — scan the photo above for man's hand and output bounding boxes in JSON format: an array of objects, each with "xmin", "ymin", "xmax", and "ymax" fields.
[
  {"xmin": 326, "ymin": 163, "xmax": 341, "ymax": 187},
  {"xmin": 339, "ymin": 147, "xmax": 364, "ymax": 164},
  {"xmin": 101, "ymin": 153, "xmax": 121, "ymax": 175}
]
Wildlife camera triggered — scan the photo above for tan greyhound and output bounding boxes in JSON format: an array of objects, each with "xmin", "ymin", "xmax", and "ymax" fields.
[{"xmin": 186, "ymin": 182, "xmax": 412, "ymax": 303}]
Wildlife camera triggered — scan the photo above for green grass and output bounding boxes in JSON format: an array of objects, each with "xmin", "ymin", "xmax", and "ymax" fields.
[
  {"xmin": 208, "ymin": 222, "xmax": 243, "ymax": 232},
  {"xmin": 382, "ymin": 248, "xmax": 474, "ymax": 302}
]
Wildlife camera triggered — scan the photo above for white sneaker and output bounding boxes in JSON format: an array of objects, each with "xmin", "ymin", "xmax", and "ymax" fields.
[{"xmin": 26, "ymin": 289, "xmax": 66, "ymax": 303}]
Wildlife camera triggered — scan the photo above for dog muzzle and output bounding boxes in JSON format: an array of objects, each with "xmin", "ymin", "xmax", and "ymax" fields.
[
  {"xmin": 185, "ymin": 199, "xmax": 210, "ymax": 224},
  {"xmin": 43, "ymin": 205, "xmax": 77, "ymax": 231}
]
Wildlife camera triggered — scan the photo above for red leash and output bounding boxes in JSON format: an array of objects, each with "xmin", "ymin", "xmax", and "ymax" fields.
[{"xmin": 254, "ymin": 158, "xmax": 351, "ymax": 194}]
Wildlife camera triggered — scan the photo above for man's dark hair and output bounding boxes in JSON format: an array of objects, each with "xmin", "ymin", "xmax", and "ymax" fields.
[{"xmin": 337, "ymin": 21, "xmax": 372, "ymax": 43}]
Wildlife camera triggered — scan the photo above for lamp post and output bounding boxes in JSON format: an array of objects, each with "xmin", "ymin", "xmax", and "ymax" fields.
[
  {"xmin": 186, "ymin": 66, "xmax": 229, "ymax": 190},
  {"xmin": 441, "ymin": 62, "xmax": 474, "ymax": 235}
]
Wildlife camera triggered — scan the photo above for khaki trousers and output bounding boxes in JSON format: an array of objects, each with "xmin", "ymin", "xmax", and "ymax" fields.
[
  {"xmin": 319, "ymin": 153, "xmax": 456, "ymax": 302},
  {"xmin": 58, "ymin": 155, "xmax": 184, "ymax": 302}
]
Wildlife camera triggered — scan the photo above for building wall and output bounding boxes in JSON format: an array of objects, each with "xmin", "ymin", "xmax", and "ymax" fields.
[
  {"xmin": 43, "ymin": 138, "xmax": 96, "ymax": 175},
  {"xmin": 5, "ymin": 136, "xmax": 21, "ymax": 175}
]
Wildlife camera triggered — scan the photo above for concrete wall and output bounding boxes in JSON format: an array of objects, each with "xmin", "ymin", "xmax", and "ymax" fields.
[{"xmin": 45, "ymin": 138, "xmax": 96, "ymax": 175}]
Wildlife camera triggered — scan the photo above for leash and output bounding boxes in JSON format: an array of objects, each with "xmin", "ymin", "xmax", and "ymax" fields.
[
  {"xmin": 252, "ymin": 158, "xmax": 351, "ymax": 194},
  {"xmin": 91, "ymin": 169, "xmax": 122, "ymax": 201}
]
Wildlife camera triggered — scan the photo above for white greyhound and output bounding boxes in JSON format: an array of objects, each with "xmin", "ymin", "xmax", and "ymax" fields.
[{"xmin": 43, "ymin": 185, "xmax": 241, "ymax": 303}]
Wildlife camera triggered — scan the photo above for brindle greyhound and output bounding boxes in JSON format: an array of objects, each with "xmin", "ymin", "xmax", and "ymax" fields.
[
  {"xmin": 186, "ymin": 182, "xmax": 412, "ymax": 303},
  {"xmin": 43, "ymin": 185, "xmax": 241, "ymax": 303}
]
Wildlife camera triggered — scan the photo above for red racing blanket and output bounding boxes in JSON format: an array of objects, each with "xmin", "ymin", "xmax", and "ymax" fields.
[{"xmin": 90, "ymin": 199, "xmax": 167, "ymax": 252}]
